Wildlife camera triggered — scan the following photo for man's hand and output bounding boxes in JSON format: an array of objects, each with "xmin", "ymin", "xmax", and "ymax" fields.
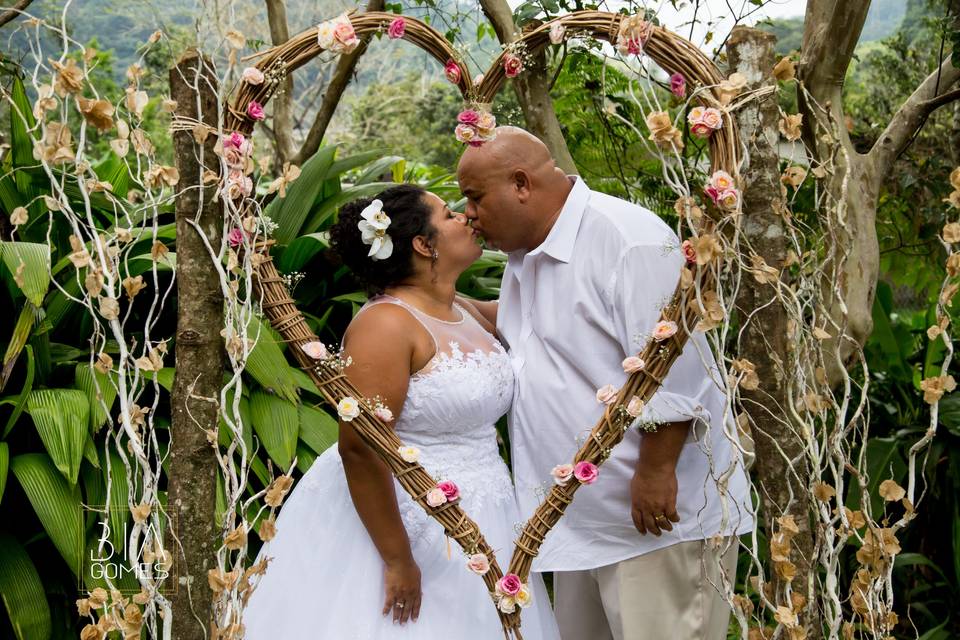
[{"xmin": 630, "ymin": 464, "xmax": 680, "ymax": 536}]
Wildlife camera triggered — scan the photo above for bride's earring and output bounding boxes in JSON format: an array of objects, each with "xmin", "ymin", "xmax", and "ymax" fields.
[{"xmin": 431, "ymin": 249, "xmax": 439, "ymax": 263}]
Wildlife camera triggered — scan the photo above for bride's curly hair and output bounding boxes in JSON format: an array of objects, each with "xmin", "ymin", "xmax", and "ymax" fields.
[{"xmin": 329, "ymin": 184, "xmax": 438, "ymax": 295}]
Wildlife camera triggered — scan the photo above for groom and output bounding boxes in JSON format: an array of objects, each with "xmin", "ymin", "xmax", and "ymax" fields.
[{"xmin": 457, "ymin": 127, "xmax": 754, "ymax": 640}]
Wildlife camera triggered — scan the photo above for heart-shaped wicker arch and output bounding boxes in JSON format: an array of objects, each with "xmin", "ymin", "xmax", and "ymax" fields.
[{"xmin": 224, "ymin": 11, "xmax": 740, "ymax": 638}]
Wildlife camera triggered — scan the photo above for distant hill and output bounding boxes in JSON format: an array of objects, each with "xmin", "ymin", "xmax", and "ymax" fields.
[{"xmin": 761, "ymin": 0, "xmax": 911, "ymax": 55}]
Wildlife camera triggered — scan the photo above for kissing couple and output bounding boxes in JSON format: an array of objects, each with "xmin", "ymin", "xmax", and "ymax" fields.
[{"xmin": 243, "ymin": 127, "xmax": 753, "ymax": 639}]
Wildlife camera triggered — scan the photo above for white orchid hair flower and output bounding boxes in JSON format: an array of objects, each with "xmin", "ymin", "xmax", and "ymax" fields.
[{"xmin": 357, "ymin": 198, "xmax": 393, "ymax": 260}]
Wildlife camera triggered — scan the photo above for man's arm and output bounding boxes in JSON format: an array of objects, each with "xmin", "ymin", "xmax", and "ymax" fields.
[{"xmin": 631, "ymin": 420, "xmax": 689, "ymax": 536}]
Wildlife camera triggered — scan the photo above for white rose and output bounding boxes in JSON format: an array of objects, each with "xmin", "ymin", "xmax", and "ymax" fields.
[
  {"xmin": 337, "ymin": 396, "xmax": 361, "ymax": 422},
  {"xmin": 425, "ymin": 487, "xmax": 447, "ymax": 507},
  {"xmin": 397, "ymin": 445, "xmax": 421, "ymax": 463},
  {"xmin": 241, "ymin": 67, "xmax": 264, "ymax": 85},
  {"xmin": 498, "ymin": 595, "xmax": 517, "ymax": 614},
  {"xmin": 316, "ymin": 21, "xmax": 336, "ymax": 49},
  {"xmin": 515, "ymin": 585, "xmax": 533, "ymax": 608}
]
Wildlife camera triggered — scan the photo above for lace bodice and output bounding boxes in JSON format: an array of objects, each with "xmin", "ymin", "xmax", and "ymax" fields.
[{"xmin": 303, "ymin": 295, "xmax": 516, "ymax": 544}]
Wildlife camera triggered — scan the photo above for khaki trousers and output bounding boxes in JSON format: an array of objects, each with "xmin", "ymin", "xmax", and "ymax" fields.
[{"xmin": 554, "ymin": 539, "xmax": 738, "ymax": 640}]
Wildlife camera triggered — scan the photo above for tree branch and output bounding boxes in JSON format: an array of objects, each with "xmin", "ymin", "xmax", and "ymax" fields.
[
  {"xmin": 799, "ymin": 0, "xmax": 872, "ymax": 95},
  {"xmin": 869, "ymin": 56, "xmax": 960, "ymax": 176},
  {"xmin": 477, "ymin": 0, "xmax": 577, "ymax": 174},
  {"xmin": 0, "ymin": 0, "xmax": 33, "ymax": 29},
  {"xmin": 265, "ymin": 0, "xmax": 297, "ymax": 164},
  {"xmin": 292, "ymin": 0, "xmax": 384, "ymax": 166}
]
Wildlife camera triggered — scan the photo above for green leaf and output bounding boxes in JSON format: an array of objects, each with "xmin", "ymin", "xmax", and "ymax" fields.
[
  {"xmin": 295, "ymin": 443, "xmax": 316, "ymax": 474},
  {"xmin": 264, "ymin": 145, "xmax": 338, "ymax": 244},
  {"xmin": 3, "ymin": 345, "xmax": 35, "ymax": 438},
  {"xmin": 245, "ymin": 315, "xmax": 300, "ymax": 404},
  {"xmin": 327, "ymin": 149, "xmax": 384, "ymax": 180},
  {"xmin": 276, "ymin": 232, "xmax": 329, "ymax": 274},
  {"xmin": 0, "ymin": 532, "xmax": 52, "ymax": 640},
  {"xmin": 298, "ymin": 403, "xmax": 339, "ymax": 455},
  {"xmin": 94, "ymin": 153, "xmax": 130, "ymax": 198},
  {"xmin": 9, "ymin": 76, "xmax": 37, "ymax": 170},
  {"xmin": 103, "ymin": 450, "xmax": 130, "ymax": 554},
  {"xmin": 2, "ymin": 304, "xmax": 35, "ymax": 378},
  {"xmin": 26, "ymin": 389, "xmax": 90, "ymax": 485},
  {"xmin": 11, "ymin": 453, "xmax": 85, "ymax": 576},
  {"xmin": 0, "ymin": 242, "xmax": 51, "ymax": 306},
  {"xmin": 74, "ymin": 364, "xmax": 117, "ymax": 432},
  {"xmin": 303, "ymin": 182, "xmax": 395, "ymax": 234},
  {"xmin": 249, "ymin": 391, "xmax": 299, "ymax": 471},
  {"xmin": 356, "ymin": 156, "xmax": 404, "ymax": 185},
  {"xmin": 0, "ymin": 443, "xmax": 8, "ymax": 504}
]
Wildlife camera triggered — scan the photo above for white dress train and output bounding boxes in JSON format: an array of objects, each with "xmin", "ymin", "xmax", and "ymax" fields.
[{"xmin": 242, "ymin": 295, "xmax": 560, "ymax": 639}]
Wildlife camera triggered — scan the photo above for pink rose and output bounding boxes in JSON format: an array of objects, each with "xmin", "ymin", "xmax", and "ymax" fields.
[
  {"xmin": 454, "ymin": 124, "xmax": 477, "ymax": 144},
  {"xmin": 241, "ymin": 67, "xmax": 264, "ymax": 85},
  {"xmin": 387, "ymin": 17, "xmax": 405, "ymax": 39},
  {"xmin": 573, "ymin": 461, "xmax": 599, "ymax": 484},
  {"xmin": 300, "ymin": 341, "xmax": 330, "ymax": 360},
  {"xmin": 457, "ymin": 109, "xmax": 480, "ymax": 125},
  {"xmin": 704, "ymin": 185, "xmax": 721, "ymax": 205},
  {"xmin": 246, "ymin": 100, "xmax": 265, "ymax": 121},
  {"xmin": 595, "ymin": 384, "xmax": 617, "ymax": 405},
  {"xmin": 718, "ymin": 188, "xmax": 740, "ymax": 210},
  {"xmin": 622, "ymin": 356, "xmax": 645, "ymax": 373},
  {"xmin": 670, "ymin": 72, "xmax": 686, "ymax": 98},
  {"xmin": 690, "ymin": 122, "xmax": 712, "ymax": 138},
  {"xmin": 652, "ymin": 320, "xmax": 678, "ymax": 342},
  {"xmin": 626, "ymin": 396, "xmax": 644, "ymax": 418},
  {"xmin": 497, "ymin": 574, "xmax": 522, "ymax": 596},
  {"xmin": 374, "ymin": 406, "xmax": 394, "ymax": 422},
  {"xmin": 333, "ymin": 21, "xmax": 356, "ymax": 45},
  {"xmin": 425, "ymin": 487, "xmax": 446, "ymax": 507},
  {"xmin": 701, "ymin": 108, "xmax": 723, "ymax": 130},
  {"xmin": 467, "ymin": 553, "xmax": 490, "ymax": 575},
  {"xmin": 223, "ymin": 144, "xmax": 244, "ymax": 169},
  {"xmin": 709, "ymin": 170, "xmax": 735, "ymax": 191},
  {"xmin": 444, "ymin": 59, "xmax": 462, "ymax": 84},
  {"xmin": 225, "ymin": 132, "xmax": 246, "ymax": 150},
  {"xmin": 551, "ymin": 463, "xmax": 574, "ymax": 486},
  {"xmin": 437, "ymin": 480, "xmax": 460, "ymax": 501},
  {"xmin": 227, "ymin": 228, "xmax": 245, "ymax": 248},
  {"xmin": 681, "ymin": 239, "xmax": 697, "ymax": 264},
  {"xmin": 503, "ymin": 53, "xmax": 523, "ymax": 78}
]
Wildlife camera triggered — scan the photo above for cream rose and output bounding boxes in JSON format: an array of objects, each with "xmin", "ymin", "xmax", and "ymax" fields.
[
  {"xmin": 397, "ymin": 445, "xmax": 420, "ymax": 463},
  {"xmin": 595, "ymin": 384, "xmax": 617, "ymax": 405},
  {"xmin": 337, "ymin": 396, "xmax": 361, "ymax": 422},
  {"xmin": 652, "ymin": 320, "xmax": 678, "ymax": 341},
  {"xmin": 622, "ymin": 356, "xmax": 645, "ymax": 373}
]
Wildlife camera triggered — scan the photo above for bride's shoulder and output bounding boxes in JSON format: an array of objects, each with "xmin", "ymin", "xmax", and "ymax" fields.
[{"xmin": 345, "ymin": 301, "xmax": 417, "ymax": 340}]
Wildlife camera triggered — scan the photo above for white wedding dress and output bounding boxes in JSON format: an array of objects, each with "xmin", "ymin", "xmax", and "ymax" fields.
[{"xmin": 243, "ymin": 295, "xmax": 560, "ymax": 639}]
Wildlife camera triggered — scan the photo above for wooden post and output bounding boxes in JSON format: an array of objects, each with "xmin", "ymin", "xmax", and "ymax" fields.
[{"xmin": 167, "ymin": 49, "xmax": 222, "ymax": 640}]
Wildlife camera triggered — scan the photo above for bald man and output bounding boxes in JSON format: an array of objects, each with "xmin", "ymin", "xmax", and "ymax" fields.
[{"xmin": 457, "ymin": 127, "xmax": 753, "ymax": 640}]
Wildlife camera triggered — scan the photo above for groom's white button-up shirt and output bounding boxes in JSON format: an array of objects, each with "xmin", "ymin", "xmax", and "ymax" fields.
[{"xmin": 497, "ymin": 177, "xmax": 754, "ymax": 572}]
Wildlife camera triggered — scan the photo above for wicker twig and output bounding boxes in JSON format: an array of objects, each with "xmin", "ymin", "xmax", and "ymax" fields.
[{"xmin": 228, "ymin": 10, "xmax": 739, "ymax": 638}]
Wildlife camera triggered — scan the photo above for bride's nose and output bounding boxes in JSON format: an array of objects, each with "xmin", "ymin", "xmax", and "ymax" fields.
[{"xmin": 452, "ymin": 212, "xmax": 468, "ymax": 225}]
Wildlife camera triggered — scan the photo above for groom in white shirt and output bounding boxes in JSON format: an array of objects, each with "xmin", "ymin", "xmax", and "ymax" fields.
[{"xmin": 457, "ymin": 127, "xmax": 754, "ymax": 640}]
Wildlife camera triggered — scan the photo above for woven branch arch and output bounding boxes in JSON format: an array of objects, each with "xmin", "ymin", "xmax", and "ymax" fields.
[{"xmin": 225, "ymin": 10, "xmax": 740, "ymax": 638}]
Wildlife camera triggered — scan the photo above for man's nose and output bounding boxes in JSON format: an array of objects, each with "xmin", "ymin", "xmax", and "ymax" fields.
[{"xmin": 464, "ymin": 201, "xmax": 477, "ymax": 219}]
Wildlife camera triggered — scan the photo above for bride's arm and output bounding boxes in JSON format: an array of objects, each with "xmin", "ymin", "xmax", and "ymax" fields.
[
  {"xmin": 338, "ymin": 305, "xmax": 421, "ymax": 624},
  {"xmin": 455, "ymin": 295, "xmax": 498, "ymax": 329}
]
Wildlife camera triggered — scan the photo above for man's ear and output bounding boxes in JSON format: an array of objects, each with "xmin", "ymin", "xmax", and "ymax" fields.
[{"xmin": 513, "ymin": 169, "xmax": 532, "ymax": 204}]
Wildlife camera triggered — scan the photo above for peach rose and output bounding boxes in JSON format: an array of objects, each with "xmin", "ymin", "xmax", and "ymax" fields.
[
  {"xmin": 701, "ymin": 107, "xmax": 723, "ymax": 130},
  {"xmin": 425, "ymin": 487, "xmax": 446, "ymax": 507},
  {"xmin": 241, "ymin": 67, "xmax": 264, "ymax": 85},
  {"xmin": 681, "ymin": 239, "xmax": 697, "ymax": 264},
  {"xmin": 300, "ymin": 341, "xmax": 330, "ymax": 360},
  {"xmin": 551, "ymin": 463, "xmax": 574, "ymax": 485},
  {"xmin": 595, "ymin": 384, "xmax": 617, "ymax": 405},
  {"xmin": 622, "ymin": 356, "xmax": 645, "ymax": 373},
  {"xmin": 626, "ymin": 396, "xmax": 644, "ymax": 418},
  {"xmin": 652, "ymin": 320, "xmax": 678, "ymax": 341},
  {"xmin": 466, "ymin": 553, "xmax": 490, "ymax": 575},
  {"xmin": 709, "ymin": 170, "xmax": 735, "ymax": 191}
]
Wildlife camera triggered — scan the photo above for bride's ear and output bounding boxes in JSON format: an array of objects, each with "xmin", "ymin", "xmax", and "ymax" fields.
[{"xmin": 411, "ymin": 235, "xmax": 435, "ymax": 259}]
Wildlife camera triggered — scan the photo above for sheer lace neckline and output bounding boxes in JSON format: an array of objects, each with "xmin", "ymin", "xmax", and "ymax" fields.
[{"xmin": 379, "ymin": 293, "xmax": 465, "ymax": 325}]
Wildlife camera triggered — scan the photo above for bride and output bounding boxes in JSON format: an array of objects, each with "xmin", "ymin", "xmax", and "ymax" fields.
[{"xmin": 242, "ymin": 184, "xmax": 560, "ymax": 639}]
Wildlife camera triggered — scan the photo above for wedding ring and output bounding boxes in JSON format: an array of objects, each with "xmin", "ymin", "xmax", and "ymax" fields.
[
  {"xmin": 395, "ymin": 602, "xmax": 405, "ymax": 609},
  {"xmin": 655, "ymin": 514, "xmax": 668, "ymax": 522}
]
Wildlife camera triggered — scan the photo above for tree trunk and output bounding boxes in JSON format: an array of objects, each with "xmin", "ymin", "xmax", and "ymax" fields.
[
  {"xmin": 167, "ymin": 49, "xmax": 223, "ymax": 640},
  {"xmin": 477, "ymin": 0, "xmax": 578, "ymax": 175},
  {"xmin": 292, "ymin": 0, "xmax": 385, "ymax": 166},
  {"xmin": 729, "ymin": 25, "xmax": 819, "ymax": 634},
  {"xmin": 265, "ymin": 0, "xmax": 297, "ymax": 165}
]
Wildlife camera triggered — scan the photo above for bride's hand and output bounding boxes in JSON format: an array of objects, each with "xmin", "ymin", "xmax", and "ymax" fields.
[{"xmin": 382, "ymin": 557, "xmax": 422, "ymax": 624}]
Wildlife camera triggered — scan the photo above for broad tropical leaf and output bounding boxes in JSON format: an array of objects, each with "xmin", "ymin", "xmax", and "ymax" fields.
[
  {"xmin": 249, "ymin": 391, "xmax": 299, "ymax": 471},
  {"xmin": 26, "ymin": 388, "xmax": 89, "ymax": 485},
  {"xmin": 11, "ymin": 453, "xmax": 85, "ymax": 576},
  {"xmin": 0, "ymin": 532, "xmax": 52, "ymax": 640},
  {"xmin": 298, "ymin": 403, "xmax": 339, "ymax": 455},
  {"xmin": 276, "ymin": 232, "xmax": 329, "ymax": 274},
  {"xmin": 0, "ymin": 442, "xmax": 8, "ymax": 504},
  {"xmin": 355, "ymin": 155, "xmax": 405, "ymax": 185},
  {"xmin": 3, "ymin": 345, "xmax": 35, "ymax": 438},
  {"xmin": 245, "ymin": 315, "xmax": 300, "ymax": 404},
  {"xmin": 264, "ymin": 145, "xmax": 337, "ymax": 244},
  {"xmin": 103, "ymin": 450, "xmax": 130, "ymax": 554},
  {"xmin": 304, "ymin": 182, "xmax": 395, "ymax": 234},
  {"xmin": 75, "ymin": 364, "xmax": 117, "ymax": 432},
  {"xmin": 0, "ymin": 242, "xmax": 51, "ymax": 306}
]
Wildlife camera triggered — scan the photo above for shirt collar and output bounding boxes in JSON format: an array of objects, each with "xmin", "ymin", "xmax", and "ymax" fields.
[{"xmin": 513, "ymin": 176, "xmax": 589, "ymax": 265}]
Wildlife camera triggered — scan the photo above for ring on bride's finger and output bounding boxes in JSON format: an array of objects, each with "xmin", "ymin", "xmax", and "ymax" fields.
[
  {"xmin": 394, "ymin": 602, "xmax": 405, "ymax": 609},
  {"xmin": 655, "ymin": 514, "xmax": 668, "ymax": 522}
]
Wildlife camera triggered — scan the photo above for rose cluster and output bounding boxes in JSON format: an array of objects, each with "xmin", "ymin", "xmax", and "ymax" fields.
[{"xmin": 454, "ymin": 108, "xmax": 497, "ymax": 147}]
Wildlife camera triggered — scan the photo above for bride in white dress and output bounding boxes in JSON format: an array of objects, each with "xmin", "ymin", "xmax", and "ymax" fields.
[{"xmin": 242, "ymin": 184, "xmax": 560, "ymax": 639}]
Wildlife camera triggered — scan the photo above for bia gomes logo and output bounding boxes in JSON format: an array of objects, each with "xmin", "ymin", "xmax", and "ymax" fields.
[{"xmin": 86, "ymin": 514, "xmax": 173, "ymax": 588}]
